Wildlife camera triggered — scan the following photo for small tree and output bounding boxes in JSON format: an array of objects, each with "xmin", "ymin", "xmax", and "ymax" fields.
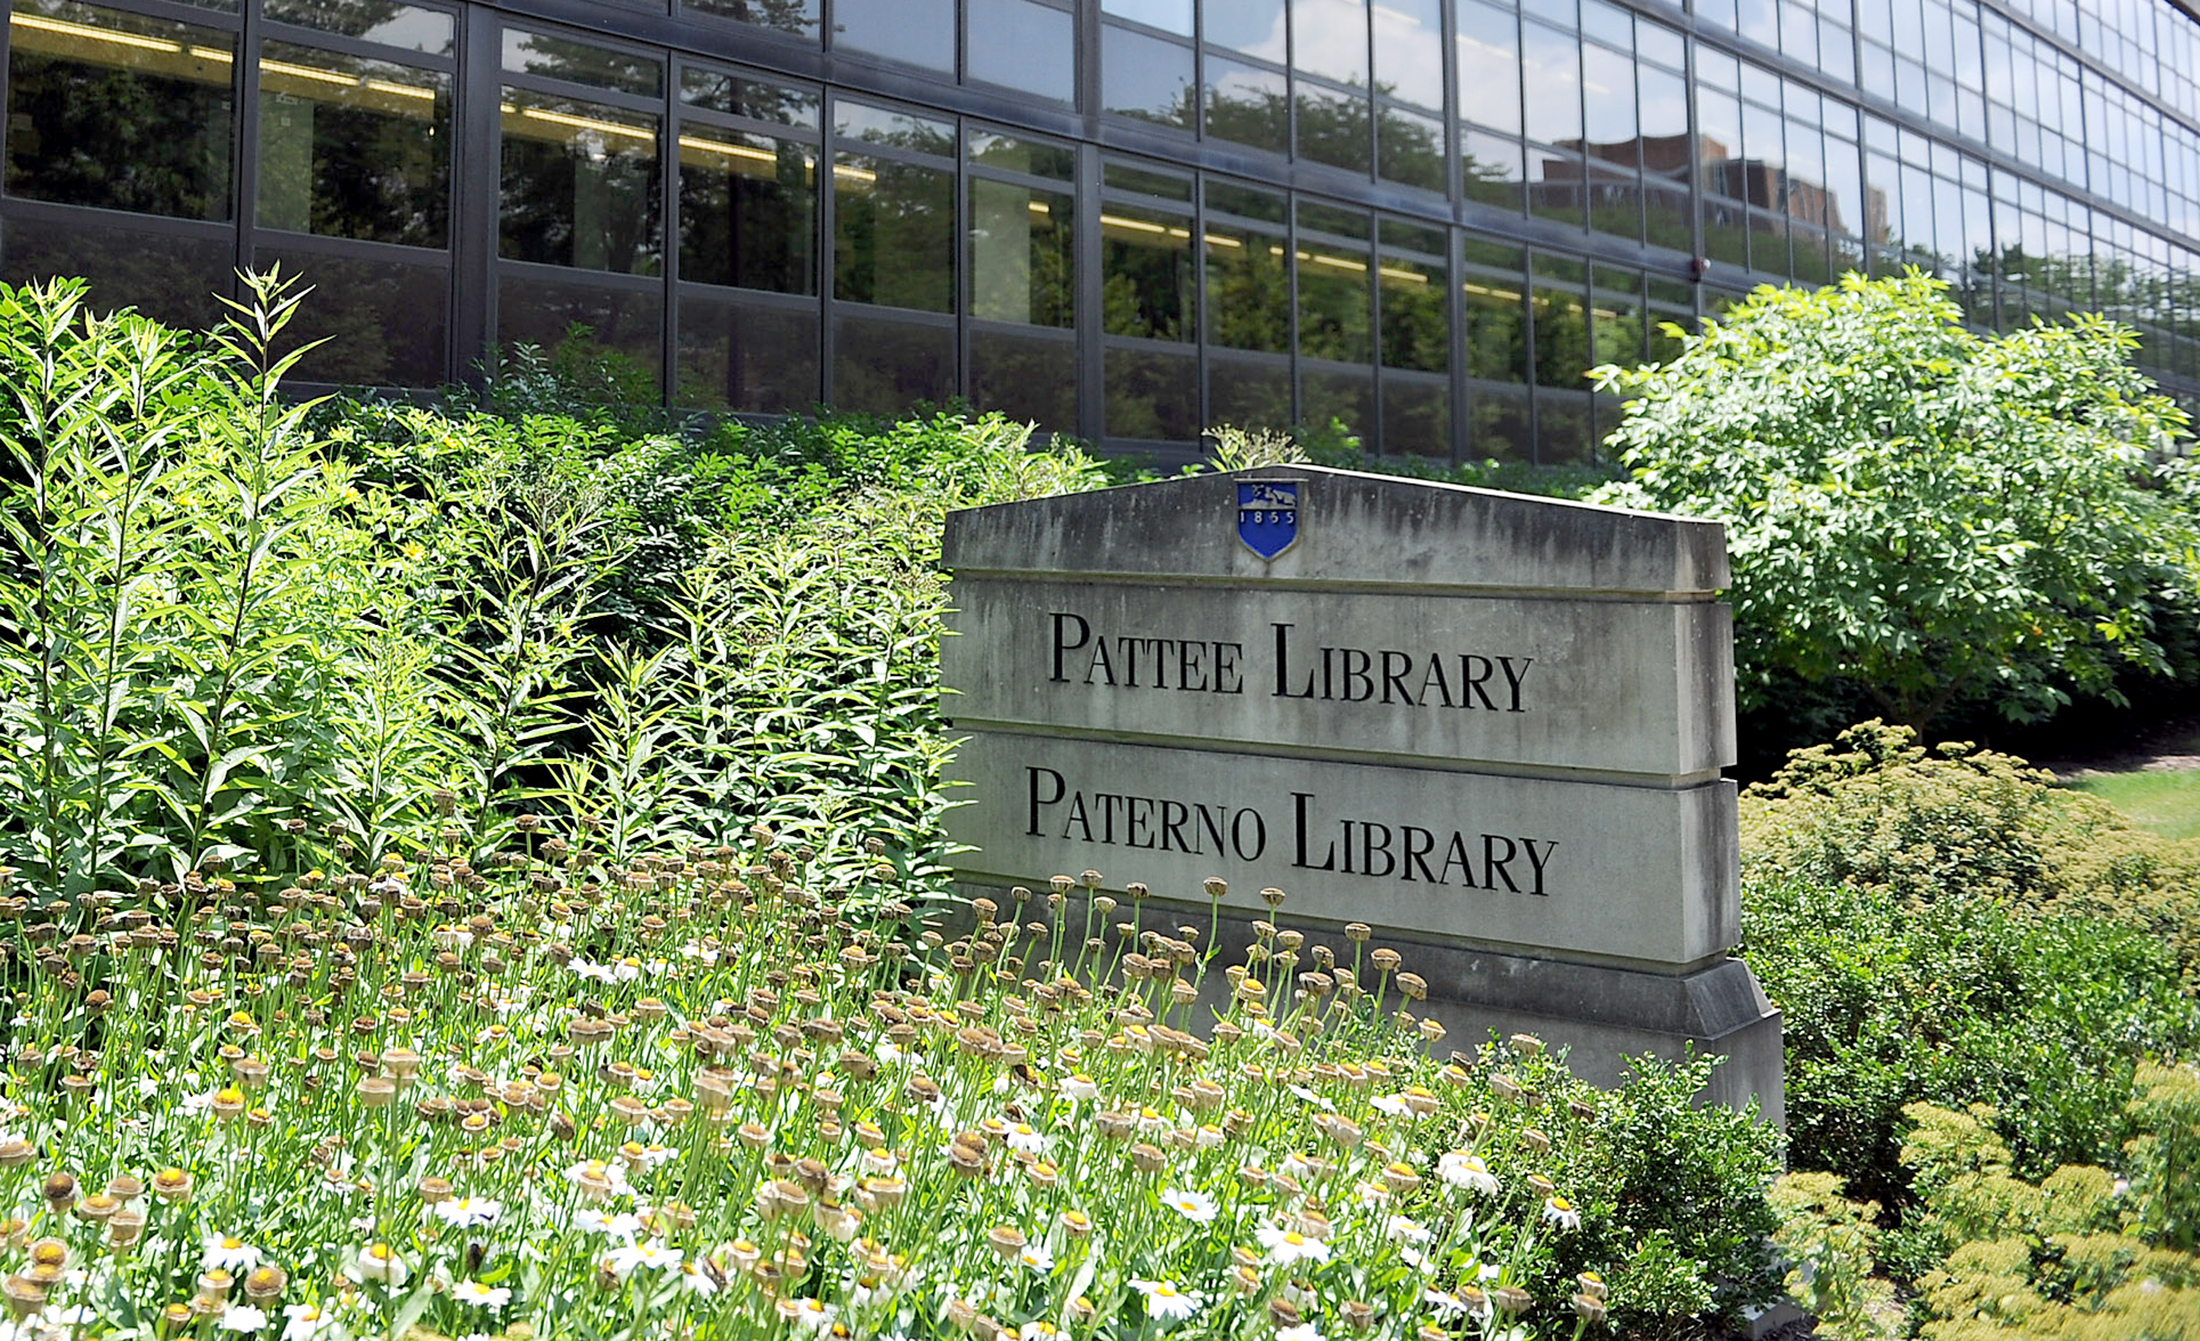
[{"xmin": 1593, "ymin": 271, "xmax": 2200, "ymax": 730}]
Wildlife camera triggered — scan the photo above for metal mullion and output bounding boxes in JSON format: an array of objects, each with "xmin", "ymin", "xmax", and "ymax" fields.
[
  {"xmin": 1447, "ymin": 224, "xmax": 1468, "ymax": 464},
  {"xmin": 235, "ymin": 0, "xmax": 261, "ymax": 289},
  {"xmin": 660, "ymin": 54, "xmax": 676, "ymax": 409},
  {"xmin": 955, "ymin": 110, "xmax": 968, "ymax": 407},
  {"xmin": 454, "ymin": 1, "xmax": 499, "ymax": 384},
  {"xmin": 1193, "ymin": 161, "xmax": 1209, "ymax": 443},
  {"xmin": 1075, "ymin": 140, "xmax": 1101, "ymax": 443},
  {"xmin": 256, "ymin": 22, "xmax": 458, "ymax": 71},
  {"xmin": 820, "ymin": 84, "xmax": 839, "ymax": 406}
]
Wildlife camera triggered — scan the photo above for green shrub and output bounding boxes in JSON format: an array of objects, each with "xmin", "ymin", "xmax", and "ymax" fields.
[
  {"xmin": 0, "ymin": 276, "xmax": 1107, "ymax": 897},
  {"xmin": 1741, "ymin": 874, "xmax": 2199, "ymax": 1213},
  {"xmin": 1899, "ymin": 1070, "xmax": 2200, "ymax": 1340},
  {"xmin": 1742, "ymin": 720, "xmax": 2200, "ymax": 983},
  {"xmin": 1592, "ymin": 271, "xmax": 2200, "ymax": 735},
  {"xmin": 1536, "ymin": 1050, "xmax": 1786, "ymax": 1336}
]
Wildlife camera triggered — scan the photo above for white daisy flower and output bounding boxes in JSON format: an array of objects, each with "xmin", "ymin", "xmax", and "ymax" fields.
[
  {"xmin": 785, "ymin": 1299, "xmax": 837, "ymax": 1331},
  {"xmin": 573, "ymin": 1209, "xmax": 642, "ymax": 1238},
  {"xmin": 1436, "ymin": 1150, "xmax": 1500, "ymax": 1195},
  {"xmin": 1129, "ymin": 1279, "xmax": 1202, "ymax": 1323},
  {"xmin": 451, "ymin": 1281, "xmax": 511, "ymax": 1309},
  {"xmin": 280, "ymin": 1303, "xmax": 344, "ymax": 1341},
  {"xmin": 1370, "ymin": 1093, "xmax": 1412, "ymax": 1116},
  {"xmin": 1278, "ymin": 1326, "xmax": 1325, "ymax": 1341},
  {"xmin": 348, "ymin": 1244, "xmax": 408, "ymax": 1286},
  {"xmin": 433, "ymin": 1197, "xmax": 502, "ymax": 1228},
  {"xmin": 1003, "ymin": 1123, "xmax": 1047, "ymax": 1155},
  {"xmin": 1017, "ymin": 1243, "xmax": 1055, "ymax": 1273},
  {"xmin": 1542, "ymin": 1195, "xmax": 1582, "ymax": 1230},
  {"xmin": 1385, "ymin": 1215, "xmax": 1432, "ymax": 1243},
  {"xmin": 1255, "ymin": 1224, "xmax": 1333, "ymax": 1266},
  {"xmin": 220, "ymin": 1305, "xmax": 269, "ymax": 1333},
  {"xmin": 604, "ymin": 1240, "xmax": 682, "ymax": 1277},
  {"xmin": 1160, "ymin": 1188, "xmax": 1218, "ymax": 1223},
  {"xmin": 203, "ymin": 1234, "xmax": 264, "ymax": 1271}
]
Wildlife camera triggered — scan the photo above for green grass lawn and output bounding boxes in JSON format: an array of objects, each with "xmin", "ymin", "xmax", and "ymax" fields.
[{"xmin": 2073, "ymin": 768, "xmax": 2200, "ymax": 841}]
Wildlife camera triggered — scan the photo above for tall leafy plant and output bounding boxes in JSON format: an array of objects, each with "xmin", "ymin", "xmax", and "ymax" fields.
[{"xmin": 0, "ymin": 280, "xmax": 195, "ymax": 894}]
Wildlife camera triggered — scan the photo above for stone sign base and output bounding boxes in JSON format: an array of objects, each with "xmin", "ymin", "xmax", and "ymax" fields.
[{"xmin": 956, "ymin": 882, "xmax": 1785, "ymax": 1128}]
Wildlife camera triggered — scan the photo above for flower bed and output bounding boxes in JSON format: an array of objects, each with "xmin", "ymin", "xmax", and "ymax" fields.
[{"xmin": 0, "ymin": 843, "xmax": 1630, "ymax": 1341}]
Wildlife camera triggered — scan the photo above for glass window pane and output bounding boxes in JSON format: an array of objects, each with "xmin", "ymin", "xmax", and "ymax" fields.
[
  {"xmin": 971, "ymin": 328, "xmax": 1076, "ymax": 431},
  {"xmin": 500, "ymin": 89, "xmax": 663, "ymax": 274},
  {"xmin": 1463, "ymin": 272, "xmax": 1528, "ymax": 381},
  {"xmin": 497, "ymin": 272, "xmax": 663, "ymax": 392},
  {"xmin": 1302, "ymin": 364, "xmax": 1374, "ymax": 437},
  {"xmin": 676, "ymin": 291, "xmax": 818, "ymax": 412},
  {"xmin": 832, "ymin": 0, "xmax": 953, "ymax": 69},
  {"xmin": 1206, "ymin": 178, "xmax": 1287, "ymax": 222},
  {"xmin": 1582, "ymin": 43, "xmax": 1634, "ymax": 145},
  {"xmin": 968, "ymin": 0, "xmax": 1074, "ymax": 100},
  {"xmin": 1581, "ymin": 0, "xmax": 1630, "ymax": 47},
  {"xmin": 1293, "ymin": 0, "xmax": 1370, "ymax": 85},
  {"xmin": 1637, "ymin": 19, "xmax": 1684, "ymax": 68},
  {"xmin": 1298, "ymin": 234, "xmax": 1373, "ymax": 364},
  {"xmin": 1521, "ymin": 23, "xmax": 1581, "ymax": 145},
  {"xmin": 682, "ymin": 0, "xmax": 821, "ymax": 40},
  {"xmin": 1205, "ymin": 224, "xmax": 1290, "ymax": 351},
  {"xmin": 257, "ymin": 42, "xmax": 450, "ymax": 248},
  {"xmin": 1102, "ymin": 24, "xmax": 1195, "ymax": 127},
  {"xmin": 1466, "ymin": 383, "xmax": 1531, "ymax": 461},
  {"xmin": 680, "ymin": 68, "xmax": 820, "ymax": 126},
  {"xmin": 1296, "ymin": 81, "xmax": 1371, "ymax": 171},
  {"xmin": 265, "ymin": 0, "xmax": 453, "ymax": 53},
  {"xmin": 262, "ymin": 247, "xmax": 446, "ymax": 385},
  {"xmin": 1105, "ymin": 345, "xmax": 1198, "ymax": 440},
  {"xmin": 833, "ymin": 310, "xmax": 953, "ymax": 414},
  {"xmin": 1101, "ymin": 204, "xmax": 1192, "ymax": 339},
  {"xmin": 1205, "ymin": 55, "xmax": 1289, "ymax": 154},
  {"xmin": 678, "ymin": 126, "xmax": 817, "ymax": 293},
  {"xmin": 1208, "ymin": 0, "xmax": 1288, "ymax": 58},
  {"xmin": 1112, "ymin": 161, "xmax": 1195, "ymax": 201},
  {"xmin": 1530, "ymin": 150, "xmax": 1585, "ymax": 229},
  {"xmin": 971, "ymin": 129, "xmax": 1075, "ymax": 180},
  {"xmin": 1378, "ymin": 252, "xmax": 1445, "ymax": 371},
  {"xmin": 833, "ymin": 153, "xmax": 953, "ymax": 311},
  {"xmin": 971, "ymin": 181, "xmax": 1073, "ymax": 327},
  {"xmin": 6, "ymin": 1, "xmax": 234, "ymax": 220},
  {"xmin": 1536, "ymin": 387, "xmax": 1592, "ymax": 462},
  {"xmin": 1383, "ymin": 371, "xmax": 1450, "ymax": 458},
  {"xmin": 1456, "ymin": 2, "xmax": 1522, "ymax": 134},
  {"xmin": 1377, "ymin": 105, "xmax": 1445, "ymax": 192},
  {"xmin": 2, "ymin": 211, "xmax": 229, "ymax": 328},
  {"xmin": 1209, "ymin": 348, "xmax": 1293, "ymax": 431},
  {"xmin": 1103, "ymin": 0, "xmax": 1190, "ymax": 32},
  {"xmin": 1462, "ymin": 130, "xmax": 1524, "ymax": 210},
  {"xmin": 502, "ymin": 28, "xmax": 661, "ymax": 96},
  {"xmin": 1531, "ymin": 282, "xmax": 1589, "ymax": 388},
  {"xmin": 836, "ymin": 101, "xmax": 954, "ymax": 155},
  {"xmin": 1371, "ymin": 0, "xmax": 1444, "ymax": 108}
]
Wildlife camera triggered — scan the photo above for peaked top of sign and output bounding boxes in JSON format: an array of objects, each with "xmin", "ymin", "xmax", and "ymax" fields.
[{"xmin": 944, "ymin": 466, "xmax": 1728, "ymax": 596}]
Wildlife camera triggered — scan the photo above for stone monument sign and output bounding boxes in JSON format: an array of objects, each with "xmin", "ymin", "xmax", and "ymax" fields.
[{"xmin": 940, "ymin": 466, "xmax": 1783, "ymax": 1124}]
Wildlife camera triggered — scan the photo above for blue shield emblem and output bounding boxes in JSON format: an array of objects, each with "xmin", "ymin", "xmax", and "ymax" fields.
[{"xmin": 1237, "ymin": 480, "xmax": 1300, "ymax": 559}]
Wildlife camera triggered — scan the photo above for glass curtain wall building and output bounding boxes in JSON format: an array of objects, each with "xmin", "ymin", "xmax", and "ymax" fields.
[{"xmin": 5, "ymin": 0, "xmax": 2199, "ymax": 463}]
